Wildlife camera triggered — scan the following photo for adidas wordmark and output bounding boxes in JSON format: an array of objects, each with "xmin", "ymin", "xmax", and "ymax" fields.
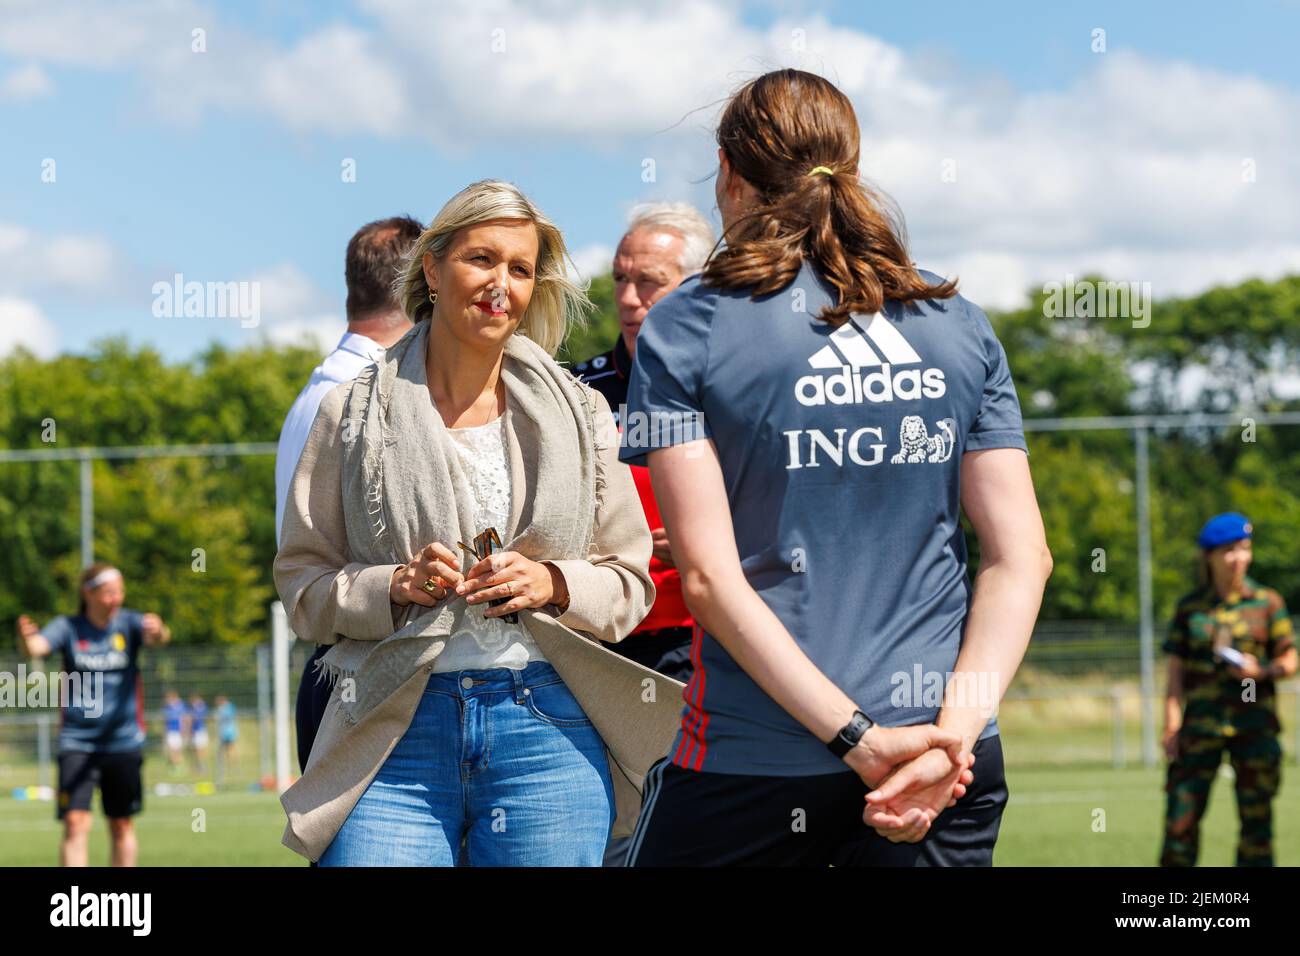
[{"xmin": 795, "ymin": 314, "xmax": 946, "ymax": 407}]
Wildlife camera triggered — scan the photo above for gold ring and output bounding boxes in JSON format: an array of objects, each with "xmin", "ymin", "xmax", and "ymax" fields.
[{"xmin": 421, "ymin": 578, "xmax": 441, "ymax": 595}]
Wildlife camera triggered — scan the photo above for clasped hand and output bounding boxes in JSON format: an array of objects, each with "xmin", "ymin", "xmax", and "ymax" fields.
[
  {"xmin": 843, "ymin": 724, "xmax": 976, "ymax": 844},
  {"xmin": 389, "ymin": 542, "xmax": 566, "ymax": 616}
]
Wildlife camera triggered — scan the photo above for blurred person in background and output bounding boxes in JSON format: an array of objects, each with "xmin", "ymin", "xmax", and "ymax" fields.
[
  {"xmin": 575, "ymin": 202, "xmax": 715, "ymax": 681},
  {"xmin": 187, "ymin": 692, "xmax": 209, "ymax": 776},
  {"xmin": 573, "ymin": 201, "xmax": 714, "ymax": 867},
  {"xmin": 274, "ymin": 215, "xmax": 423, "ymax": 776},
  {"xmin": 1160, "ymin": 512, "xmax": 1296, "ymax": 866},
  {"xmin": 162, "ymin": 689, "xmax": 186, "ymax": 773},
  {"xmin": 14, "ymin": 563, "xmax": 172, "ymax": 866},
  {"xmin": 214, "ymin": 693, "xmax": 239, "ymax": 782}
]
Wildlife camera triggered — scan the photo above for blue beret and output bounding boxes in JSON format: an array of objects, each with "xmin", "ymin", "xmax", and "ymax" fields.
[{"xmin": 1197, "ymin": 512, "xmax": 1253, "ymax": 550}]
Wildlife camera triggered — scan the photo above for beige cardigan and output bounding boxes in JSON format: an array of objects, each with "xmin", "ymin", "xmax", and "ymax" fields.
[{"xmin": 274, "ymin": 379, "xmax": 685, "ymax": 862}]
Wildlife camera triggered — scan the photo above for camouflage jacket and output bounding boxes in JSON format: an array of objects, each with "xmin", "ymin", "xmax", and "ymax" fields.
[{"xmin": 1163, "ymin": 576, "xmax": 1294, "ymax": 731}]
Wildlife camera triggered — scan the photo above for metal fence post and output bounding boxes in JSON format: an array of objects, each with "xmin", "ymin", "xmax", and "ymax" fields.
[
  {"xmin": 79, "ymin": 452, "xmax": 93, "ymax": 567},
  {"xmin": 271, "ymin": 601, "xmax": 291, "ymax": 792},
  {"xmin": 1111, "ymin": 685, "xmax": 1125, "ymax": 769},
  {"xmin": 256, "ymin": 642, "xmax": 270, "ymax": 782},
  {"xmin": 1134, "ymin": 424, "xmax": 1157, "ymax": 767},
  {"xmin": 37, "ymin": 713, "xmax": 51, "ymax": 790}
]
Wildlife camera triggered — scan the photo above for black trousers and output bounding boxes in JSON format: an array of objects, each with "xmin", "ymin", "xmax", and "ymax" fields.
[
  {"xmin": 295, "ymin": 643, "xmax": 333, "ymax": 777},
  {"xmin": 56, "ymin": 750, "xmax": 144, "ymax": 820},
  {"xmin": 607, "ymin": 626, "xmax": 694, "ymax": 684},
  {"xmin": 627, "ymin": 733, "xmax": 1007, "ymax": 866},
  {"xmin": 602, "ymin": 626, "xmax": 694, "ymax": 867}
]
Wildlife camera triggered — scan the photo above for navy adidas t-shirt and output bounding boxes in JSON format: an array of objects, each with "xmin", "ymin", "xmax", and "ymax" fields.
[
  {"xmin": 42, "ymin": 609, "xmax": 147, "ymax": 753},
  {"xmin": 619, "ymin": 260, "xmax": 1026, "ymax": 775}
]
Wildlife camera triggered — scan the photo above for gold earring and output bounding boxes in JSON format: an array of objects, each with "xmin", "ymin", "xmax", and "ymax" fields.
[{"xmin": 428, "ymin": 289, "xmax": 438, "ymax": 306}]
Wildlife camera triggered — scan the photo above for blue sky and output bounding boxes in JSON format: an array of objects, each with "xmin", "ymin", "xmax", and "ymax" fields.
[{"xmin": 3, "ymin": 0, "xmax": 1298, "ymax": 362}]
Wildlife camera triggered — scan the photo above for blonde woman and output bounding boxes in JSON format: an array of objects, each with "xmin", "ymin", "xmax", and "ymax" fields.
[{"xmin": 274, "ymin": 180, "xmax": 667, "ymax": 866}]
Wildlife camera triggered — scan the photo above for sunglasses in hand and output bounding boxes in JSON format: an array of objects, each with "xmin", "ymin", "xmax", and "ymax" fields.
[{"xmin": 457, "ymin": 527, "xmax": 520, "ymax": 624}]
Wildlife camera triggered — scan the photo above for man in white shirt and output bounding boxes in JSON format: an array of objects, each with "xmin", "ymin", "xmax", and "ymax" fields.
[
  {"xmin": 275, "ymin": 215, "xmax": 423, "ymax": 777},
  {"xmin": 274, "ymin": 332, "xmax": 387, "ymax": 543}
]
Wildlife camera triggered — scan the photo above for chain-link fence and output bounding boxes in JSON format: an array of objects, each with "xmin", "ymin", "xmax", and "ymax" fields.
[
  {"xmin": 3, "ymin": 627, "xmax": 1295, "ymax": 797},
  {"xmin": 2, "ymin": 411, "xmax": 1298, "ymax": 786},
  {"xmin": 0, "ymin": 639, "xmax": 319, "ymax": 796},
  {"xmin": 998, "ymin": 620, "xmax": 1299, "ymax": 766}
]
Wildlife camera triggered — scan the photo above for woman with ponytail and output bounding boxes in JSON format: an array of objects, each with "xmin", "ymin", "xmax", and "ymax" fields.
[{"xmin": 620, "ymin": 69, "xmax": 1053, "ymax": 866}]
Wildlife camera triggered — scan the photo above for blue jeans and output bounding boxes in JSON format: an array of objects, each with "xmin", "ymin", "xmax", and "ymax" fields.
[{"xmin": 319, "ymin": 661, "xmax": 615, "ymax": 866}]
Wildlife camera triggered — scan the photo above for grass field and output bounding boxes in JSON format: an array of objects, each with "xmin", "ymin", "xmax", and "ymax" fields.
[
  {"xmin": 5, "ymin": 702, "xmax": 1294, "ymax": 868},
  {"xmin": 2, "ymin": 748, "xmax": 1296, "ymax": 866}
]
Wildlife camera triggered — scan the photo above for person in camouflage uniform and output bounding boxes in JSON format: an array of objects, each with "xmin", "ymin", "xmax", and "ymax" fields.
[{"xmin": 1160, "ymin": 512, "xmax": 1298, "ymax": 866}]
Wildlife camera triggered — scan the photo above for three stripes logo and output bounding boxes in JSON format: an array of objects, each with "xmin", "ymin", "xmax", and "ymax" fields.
[{"xmin": 795, "ymin": 313, "xmax": 947, "ymax": 406}]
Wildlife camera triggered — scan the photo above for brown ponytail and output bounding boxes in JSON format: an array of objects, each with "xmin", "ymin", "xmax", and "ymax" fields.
[{"xmin": 703, "ymin": 69, "xmax": 956, "ymax": 326}]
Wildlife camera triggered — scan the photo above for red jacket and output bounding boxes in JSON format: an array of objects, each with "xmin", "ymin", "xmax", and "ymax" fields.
[
  {"xmin": 573, "ymin": 335, "xmax": 694, "ymax": 632},
  {"xmin": 627, "ymin": 459, "xmax": 694, "ymax": 630}
]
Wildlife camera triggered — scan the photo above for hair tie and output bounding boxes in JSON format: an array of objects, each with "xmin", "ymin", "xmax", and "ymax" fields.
[{"xmin": 807, "ymin": 166, "xmax": 835, "ymax": 178}]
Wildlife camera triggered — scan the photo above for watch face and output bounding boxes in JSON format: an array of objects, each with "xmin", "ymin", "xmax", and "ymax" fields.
[
  {"xmin": 838, "ymin": 714, "xmax": 861, "ymax": 744},
  {"xmin": 828, "ymin": 711, "xmax": 873, "ymax": 758}
]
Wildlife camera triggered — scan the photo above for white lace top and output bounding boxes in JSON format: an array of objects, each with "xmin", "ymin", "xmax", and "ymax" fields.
[{"xmin": 431, "ymin": 414, "xmax": 548, "ymax": 672}]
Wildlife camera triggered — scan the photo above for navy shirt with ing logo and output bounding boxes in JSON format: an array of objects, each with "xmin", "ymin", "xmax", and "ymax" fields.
[
  {"xmin": 42, "ymin": 609, "xmax": 148, "ymax": 753},
  {"xmin": 620, "ymin": 261, "xmax": 1027, "ymax": 775}
]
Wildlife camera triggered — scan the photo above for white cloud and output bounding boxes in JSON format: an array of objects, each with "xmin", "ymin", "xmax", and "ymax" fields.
[
  {"xmin": 250, "ymin": 262, "xmax": 334, "ymax": 315},
  {"xmin": 262, "ymin": 317, "xmax": 346, "ymax": 351},
  {"xmin": 210, "ymin": 7, "xmax": 1300, "ymax": 308},
  {"xmin": 870, "ymin": 51, "xmax": 1300, "ymax": 257},
  {"xmin": 0, "ymin": 63, "xmax": 53, "ymax": 101},
  {"xmin": 249, "ymin": 263, "xmax": 345, "ymax": 351},
  {"xmin": 0, "ymin": 1, "xmax": 164, "ymax": 67},
  {"xmin": 0, "ymin": 1, "xmax": 407, "ymax": 132},
  {"xmin": 258, "ymin": 26, "xmax": 409, "ymax": 136},
  {"xmin": 359, "ymin": 0, "xmax": 745, "ymax": 138},
  {"xmin": 0, "ymin": 0, "xmax": 750, "ymax": 143},
  {"xmin": 0, "ymin": 223, "xmax": 124, "ymax": 298},
  {"xmin": 934, "ymin": 244, "xmax": 1300, "ymax": 314},
  {"xmin": 5, "ymin": 1, "xmax": 1300, "ymax": 315},
  {"xmin": 0, "ymin": 298, "xmax": 59, "ymax": 358},
  {"xmin": 878, "ymin": 50, "xmax": 1300, "ymax": 308},
  {"xmin": 569, "ymin": 243, "xmax": 614, "ymax": 280}
]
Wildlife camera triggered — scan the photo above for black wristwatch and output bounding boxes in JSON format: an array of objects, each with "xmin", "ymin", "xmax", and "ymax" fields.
[{"xmin": 827, "ymin": 709, "xmax": 875, "ymax": 759}]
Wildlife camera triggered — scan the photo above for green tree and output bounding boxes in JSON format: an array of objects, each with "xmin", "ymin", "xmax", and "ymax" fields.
[
  {"xmin": 3, "ymin": 271, "xmax": 1297, "ymax": 646},
  {"xmin": 556, "ymin": 273, "xmax": 620, "ymax": 366}
]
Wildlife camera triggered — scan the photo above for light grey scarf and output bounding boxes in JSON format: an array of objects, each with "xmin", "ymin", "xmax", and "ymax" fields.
[{"xmin": 316, "ymin": 318, "xmax": 600, "ymax": 724}]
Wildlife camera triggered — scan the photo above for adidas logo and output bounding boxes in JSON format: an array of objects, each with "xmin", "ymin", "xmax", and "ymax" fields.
[{"xmin": 795, "ymin": 313, "xmax": 946, "ymax": 406}]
